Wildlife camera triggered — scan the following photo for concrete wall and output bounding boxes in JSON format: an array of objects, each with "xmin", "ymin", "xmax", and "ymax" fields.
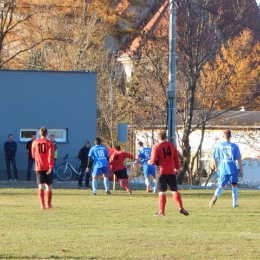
[{"xmin": 0, "ymin": 70, "xmax": 97, "ymax": 180}]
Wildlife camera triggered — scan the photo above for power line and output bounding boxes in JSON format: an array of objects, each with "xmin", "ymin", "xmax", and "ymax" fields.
[{"xmin": 193, "ymin": 2, "xmax": 260, "ymax": 34}]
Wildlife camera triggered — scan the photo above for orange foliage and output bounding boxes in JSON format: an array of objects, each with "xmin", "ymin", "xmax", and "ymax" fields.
[{"xmin": 198, "ymin": 29, "xmax": 260, "ymax": 111}]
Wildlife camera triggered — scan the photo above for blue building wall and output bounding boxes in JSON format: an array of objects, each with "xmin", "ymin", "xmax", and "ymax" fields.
[{"xmin": 0, "ymin": 70, "xmax": 97, "ymax": 181}]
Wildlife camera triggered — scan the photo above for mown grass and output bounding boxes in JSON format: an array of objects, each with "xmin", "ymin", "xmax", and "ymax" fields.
[{"xmin": 0, "ymin": 187, "xmax": 259, "ymax": 260}]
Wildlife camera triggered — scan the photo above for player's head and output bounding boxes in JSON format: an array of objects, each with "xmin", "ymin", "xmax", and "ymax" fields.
[
  {"xmin": 94, "ymin": 137, "xmax": 102, "ymax": 145},
  {"xmin": 137, "ymin": 141, "xmax": 143, "ymax": 148},
  {"xmin": 8, "ymin": 134, "xmax": 14, "ymax": 141},
  {"xmin": 115, "ymin": 145, "xmax": 121, "ymax": 151},
  {"xmin": 39, "ymin": 126, "xmax": 48, "ymax": 137},
  {"xmin": 157, "ymin": 130, "xmax": 167, "ymax": 141},
  {"xmin": 49, "ymin": 134, "xmax": 55, "ymax": 141},
  {"xmin": 223, "ymin": 129, "xmax": 231, "ymax": 140}
]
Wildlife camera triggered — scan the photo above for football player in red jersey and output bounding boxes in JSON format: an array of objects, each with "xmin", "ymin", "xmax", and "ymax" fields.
[
  {"xmin": 149, "ymin": 130, "xmax": 189, "ymax": 216},
  {"xmin": 109, "ymin": 145, "xmax": 135, "ymax": 194},
  {"xmin": 32, "ymin": 127, "xmax": 54, "ymax": 210}
]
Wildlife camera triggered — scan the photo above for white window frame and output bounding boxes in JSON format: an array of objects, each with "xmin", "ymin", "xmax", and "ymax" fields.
[
  {"xmin": 47, "ymin": 129, "xmax": 68, "ymax": 142},
  {"xmin": 20, "ymin": 129, "xmax": 38, "ymax": 142},
  {"xmin": 20, "ymin": 128, "xmax": 68, "ymax": 142}
]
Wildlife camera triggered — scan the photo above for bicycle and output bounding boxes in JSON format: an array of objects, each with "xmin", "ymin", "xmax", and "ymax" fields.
[{"xmin": 56, "ymin": 154, "xmax": 83, "ymax": 181}]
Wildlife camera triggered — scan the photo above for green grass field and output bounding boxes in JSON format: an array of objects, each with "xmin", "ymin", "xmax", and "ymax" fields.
[{"xmin": 0, "ymin": 188, "xmax": 259, "ymax": 260}]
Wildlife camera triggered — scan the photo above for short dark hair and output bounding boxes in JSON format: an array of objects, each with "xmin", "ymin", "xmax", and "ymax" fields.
[
  {"xmin": 157, "ymin": 130, "xmax": 167, "ymax": 140},
  {"xmin": 39, "ymin": 126, "xmax": 48, "ymax": 137},
  {"xmin": 8, "ymin": 134, "xmax": 13, "ymax": 138},
  {"xmin": 95, "ymin": 137, "xmax": 102, "ymax": 145},
  {"xmin": 115, "ymin": 145, "xmax": 121, "ymax": 151},
  {"xmin": 137, "ymin": 141, "xmax": 143, "ymax": 147},
  {"xmin": 223, "ymin": 129, "xmax": 231, "ymax": 139}
]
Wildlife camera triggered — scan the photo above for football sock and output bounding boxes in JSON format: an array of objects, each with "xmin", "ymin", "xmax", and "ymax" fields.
[
  {"xmin": 173, "ymin": 191, "xmax": 183, "ymax": 209},
  {"xmin": 153, "ymin": 180, "xmax": 157, "ymax": 189},
  {"xmin": 46, "ymin": 190, "xmax": 52, "ymax": 206},
  {"xmin": 232, "ymin": 187, "xmax": 238, "ymax": 206},
  {"xmin": 119, "ymin": 180, "xmax": 124, "ymax": 188},
  {"xmin": 104, "ymin": 177, "xmax": 109, "ymax": 191},
  {"xmin": 159, "ymin": 193, "xmax": 166, "ymax": 215},
  {"xmin": 122, "ymin": 178, "xmax": 129, "ymax": 191},
  {"xmin": 145, "ymin": 178, "xmax": 150, "ymax": 187},
  {"xmin": 93, "ymin": 179, "xmax": 98, "ymax": 193},
  {"xmin": 38, "ymin": 189, "xmax": 45, "ymax": 206},
  {"xmin": 214, "ymin": 186, "xmax": 223, "ymax": 198}
]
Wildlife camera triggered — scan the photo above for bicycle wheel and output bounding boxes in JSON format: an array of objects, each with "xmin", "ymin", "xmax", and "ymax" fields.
[{"xmin": 56, "ymin": 164, "xmax": 73, "ymax": 181}]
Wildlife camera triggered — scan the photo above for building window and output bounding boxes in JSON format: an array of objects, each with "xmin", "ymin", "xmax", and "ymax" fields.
[
  {"xmin": 20, "ymin": 129, "xmax": 38, "ymax": 142},
  {"xmin": 48, "ymin": 129, "xmax": 67, "ymax": 142},
  {"xmin": 20, "ymin": 128, "xmax": 68, "ymax": 142}
]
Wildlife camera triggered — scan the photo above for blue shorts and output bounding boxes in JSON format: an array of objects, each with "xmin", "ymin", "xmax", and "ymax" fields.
[
  {"xmin": 218, "ymin": 174, "xmax": 238, "ymax": 186},
  {"xmin": 143, "ymin": 164, "xmax": 156, "ymax": 178},
  {"xmin": 92, "ymin": 167, "xmax": 108, "ymax": 176}
]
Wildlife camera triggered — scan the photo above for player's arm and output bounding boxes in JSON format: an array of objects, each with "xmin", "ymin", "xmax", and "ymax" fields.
[
  {"xmin": 124, "ymin": 152, "xmax": 134, "ymax": 160},
  {"xmin": 86, "ymin": 156, "xmax": 93, "ymax": 172},
  {"xmin": 31, "ymin": 142, "xmax": 35, "ymax": 159},
  {"xmin": 47, "ymin": 142, "xmax": 55, "ymax": 174},
  {"xmin": 172, "ymin": 145, "xmax": 180, "ymax": 170},
  {"xmin": 214, "ymin": 159, "xmax": 218, "ymax": 172},
  {"xmin": 237, "ymin": 158, "xmax": 243, "ymax": 177},
  {"xmin": 149, "ymin": 146, "xmax": 158, "ymax": 165}
]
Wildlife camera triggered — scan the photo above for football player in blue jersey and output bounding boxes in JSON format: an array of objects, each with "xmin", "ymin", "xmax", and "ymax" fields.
[
  {"xmin": 209, "ymin": 130, "xmax": 244, "ymax": 207},
  {"xmin": 137, "ymin": 141, "xmax": 156, "ymax": 193},
  {"xmin": 87, "ymin": 137, "xmax": 110, "ymax": 195}
]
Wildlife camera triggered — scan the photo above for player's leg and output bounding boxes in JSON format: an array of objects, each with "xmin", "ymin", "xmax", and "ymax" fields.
[
  {"xmin": 36, "ymin": 171, "xmax": 46, "ymax": 210},
  {"xmin": 45, "ymin": 171, "xmax": 53, "ymax": 208},
  {"xmin": 209, "ymin": 174, "xmax": 227, "ymax": 207},
  {"xmin": 102, "ymin": 167, "xmax": 111, "ymax": 194},
  {"xmin": 119, "ymin": 169, "xmax": 131, "ymax": 194},
  {"xmin": 150, "ymin": 165, "xmax": 157, "ymax": 193},
  {"xmin": 143, "ymin": 164, "xmax": 151, "ymax": 192},
  {"xmin": 231, "ymin": 174, "xmax": 239, "ymax": 207},
  {"xmin": 154, "ymin": 175, "xmax": 167, "ymax": 216},
  {"xmin": 91, "ymin": 168, "xmax": 99, "ymax": 195},
  {"xmin": 169, "ymin": 175, "xmax": 189, "ymax": 216}
]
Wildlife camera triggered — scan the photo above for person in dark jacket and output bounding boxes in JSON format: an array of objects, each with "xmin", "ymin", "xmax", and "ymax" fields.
[
  {"xmin": 78, "ymin": 141, "xmax": 91, "ymax": 187},
  {"xmin": 26, "ymin": 135, "xmax": 36, "ymax": 181},
  {"xmin": 4, "ymin": 134, "xmax": 18, "ymax": 181}
]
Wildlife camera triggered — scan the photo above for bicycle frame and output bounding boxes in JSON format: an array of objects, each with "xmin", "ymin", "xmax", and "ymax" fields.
[{"xmin": 56, "ymin": 154, "xmax": 81, "ymax": 181}]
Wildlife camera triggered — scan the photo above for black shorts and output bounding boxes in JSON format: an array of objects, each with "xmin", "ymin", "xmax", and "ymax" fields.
[
  {"xmin": 114, "ymin": 169, "xmax": 128, "ymax": 180},
  {"xmin": 36, "ymin": 171, "xmax": 53, "ymax": 185},
  {"xmin": 157, "ymin": 174, "xmax": 178, "ymax": 192}
]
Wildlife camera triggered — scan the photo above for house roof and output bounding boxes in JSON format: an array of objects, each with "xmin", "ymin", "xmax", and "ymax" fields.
[
  {"xmin": 178, "ymin": 110, "xmax": 260, "ymax": 129},
  {"xmin": 131, "ymin": 110, "xmax": 260, "ymax": 130},
  {"xmin": 118, "ymin": 0, "xmax": 260, "ymax": 59}
]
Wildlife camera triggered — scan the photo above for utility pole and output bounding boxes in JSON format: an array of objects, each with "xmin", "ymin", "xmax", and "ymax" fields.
[{"xmin": 167, "ymin": 0, "xmax": 177, "ymax": 144}]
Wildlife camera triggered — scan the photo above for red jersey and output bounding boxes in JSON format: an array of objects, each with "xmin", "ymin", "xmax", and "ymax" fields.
[
  {"xmin": 108, "ymin": 147, "xmax": 116, "ymax": 157},
  {"xmin": 109, "ymin": 151, "xmax": 134, "ymax": 172},
  {"xmin": 149, "ymin": 141, "xmax": 180, "ymax": 175},
  {"xmin": 32, "ymin": 137, "xmax": 54, "ymax": 171}
]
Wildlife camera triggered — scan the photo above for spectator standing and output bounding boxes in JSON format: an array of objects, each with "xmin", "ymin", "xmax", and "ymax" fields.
[
  {"xmin": 149, "ymin": 130, "xmax": 189, "ymax": 217},
  {"xmin": 26, "ymin": 135, "xmax": 36, "ymax": 181},
  {"xmin": 87, "ymin": 137, "xmax": 110, "ymax": 195},
  {"xmin": 78, "ymin": 141, "xmax": 91, "ymax": 188},
  {"xmin": 49, "ymin": 134, "xmax": 58, "ymax": 179},
  {"xmin": 137, "ymin": 141, "xmax": 156, "ymax": 193},
  {"xmin": 209, "ymin": 130, "xmax": 243, "ymax": 208},
  {"xmin": 109, "ymin": 145, "xmax": 134, "ymax": 194},
  {"xmin": 32, "ymin": 127, "xmax": 54, "ymax": 210},
  {"xmin": 4, "ymin": 134, "xmax": 18, "ymax": 181}
]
